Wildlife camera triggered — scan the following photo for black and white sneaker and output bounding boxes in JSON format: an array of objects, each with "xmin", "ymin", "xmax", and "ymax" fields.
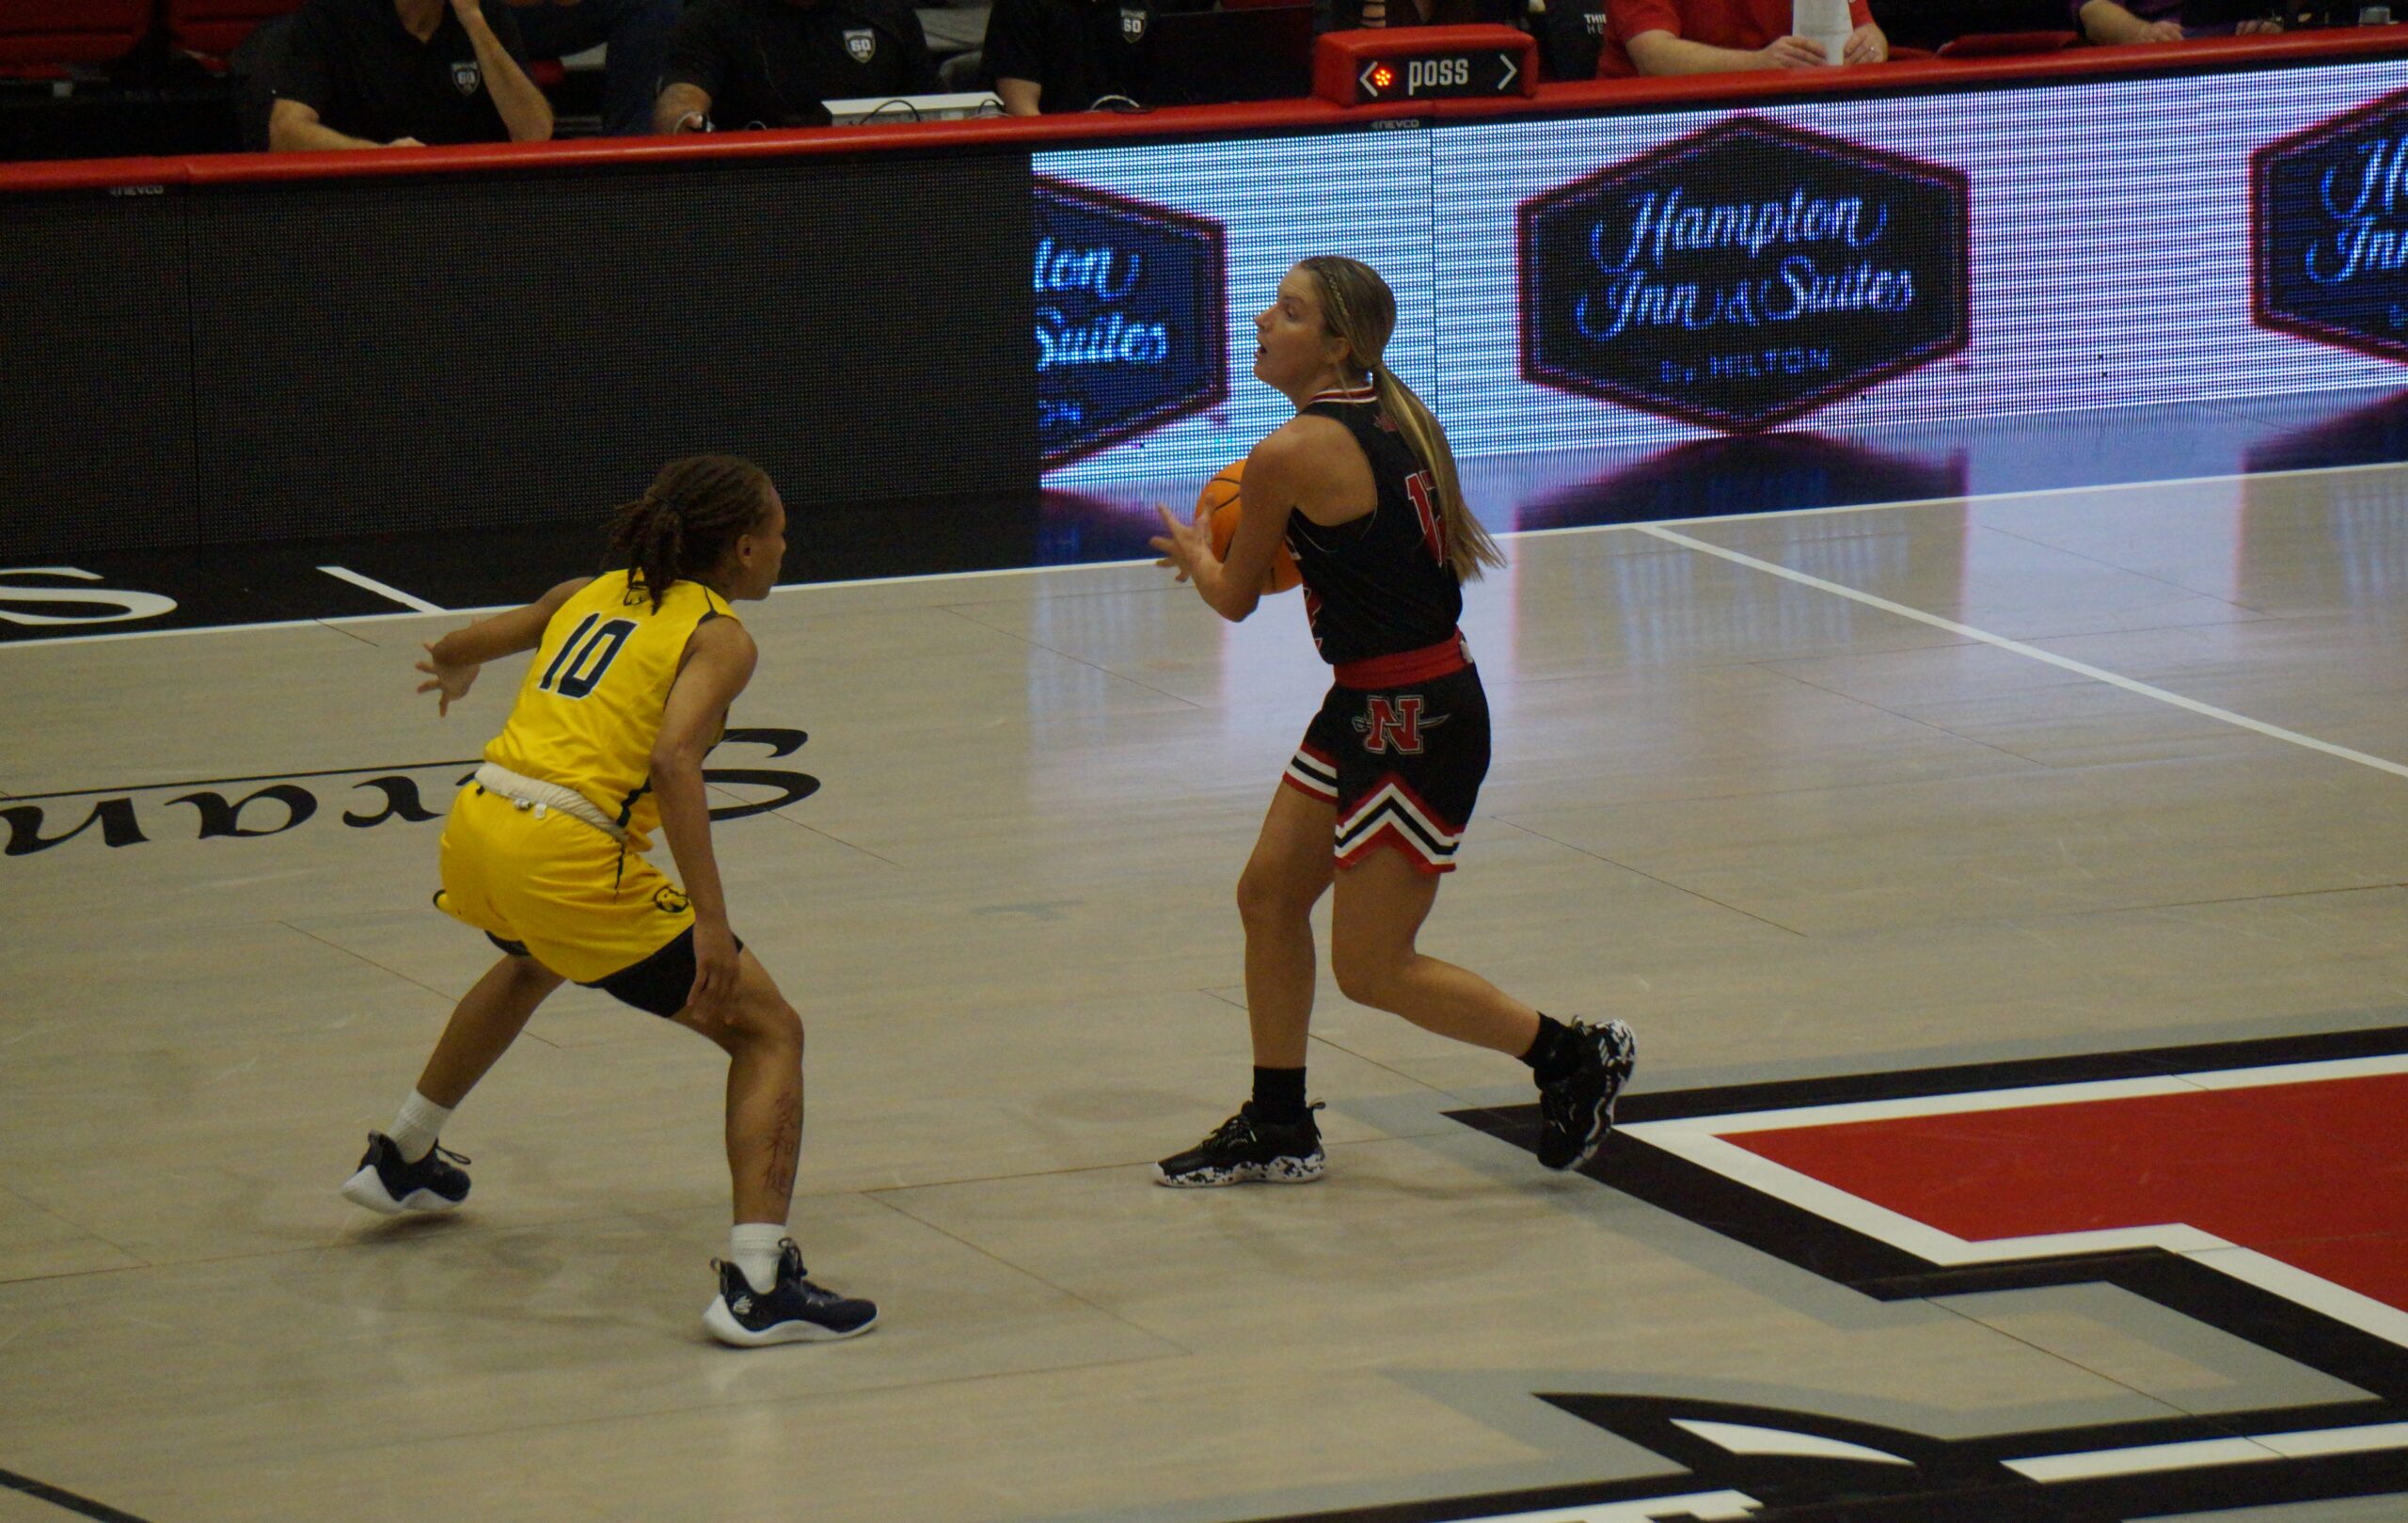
[
  {"xmin": 1155, "ymin": 1103, "xmax": 1326, "ymax": 1187},
  {"xmin": 340, "ymin": 1131, "xmax": 471, "ymax": 1214},
  {"xmin": 1536, "ymin": 1020, "xmax": 1638, "ymax": 1171},
  {"xmin": 704, "ymin": 1239, "xmax": 879, "ymax": 1347}
]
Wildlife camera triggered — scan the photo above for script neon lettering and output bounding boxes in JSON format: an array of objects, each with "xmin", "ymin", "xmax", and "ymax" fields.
[
  {"xmin": 1033, "ymin": 237, "xmax": 1145, "ymax": 301},
  {"xmin": 2302, "ymin": 136, "xmax": 2408, "ymax": 287},
  {"xmin": 1571, "ymin": 181, "xmax": 1917, "ymax": 345},
  {"xmin": 1035, "ymin": 307, "xmax": 1172, "ymax": 370},
  {"xmin": 1612, "ymin": 186, "xmax": 1891, "ymax": 269}
]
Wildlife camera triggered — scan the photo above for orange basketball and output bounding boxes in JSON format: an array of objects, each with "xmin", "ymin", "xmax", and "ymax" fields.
[{"xmin": 1199, "ymin": 460, "xmax": 1301, "ymax": 595}]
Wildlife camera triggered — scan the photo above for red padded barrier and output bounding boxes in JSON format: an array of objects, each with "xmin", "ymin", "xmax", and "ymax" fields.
[
  {"xmin": 1937, "ymin": 29, "xmax": 2082, "ymax": 57},
  {"xmin": 166, "ymin": 0, "xmax": 304, "ymax": 58},
  {"xmin": 0, "ymin": 0, "xmax": 150, "ymax": 68}
]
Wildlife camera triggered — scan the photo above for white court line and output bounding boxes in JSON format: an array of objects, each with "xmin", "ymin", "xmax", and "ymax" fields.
[
  {"xmin": 2004, "ymin": 1436, "xmax": 2278, "ymax": 1483},
  {"xmin": 2004, "ymin": 1422, "xmax": 2408, "ymax": 1482},
  {"xmin": 7, "ymin": 455, "xmax": 2408, "ymax": 652},
  {"xmin": 1636, "ymin": 523, "xmax": 2408, "ymax": 783},
  {"xmin": 314, "ymin": 564, "xmax": 446, "ymax": 614}
]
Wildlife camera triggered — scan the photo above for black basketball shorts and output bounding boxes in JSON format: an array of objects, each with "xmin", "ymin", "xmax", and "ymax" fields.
[{"xmin": 1283, "ymin": 663, "xmax": 1490, "ymax": 875}]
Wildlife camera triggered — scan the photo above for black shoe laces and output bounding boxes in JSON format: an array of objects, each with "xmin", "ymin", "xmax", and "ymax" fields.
[{"xmin": 1204, "ymin": 1112, "xmax": 1259, "ymax": 1149}]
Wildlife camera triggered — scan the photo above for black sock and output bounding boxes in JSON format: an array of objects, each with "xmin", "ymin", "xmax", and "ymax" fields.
[
  {"xmin": 1249, "ymin": 1066, "xmax": 1309, "ymax": 1125},
  {"xmin": 1521, "ymin": 1015, "xmax": 1583, "ymax": 1087}
]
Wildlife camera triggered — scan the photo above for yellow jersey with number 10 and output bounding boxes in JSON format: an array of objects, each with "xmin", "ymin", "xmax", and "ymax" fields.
[{"xmin": 483, "ymin": 570, "xmax": 736, "ymax": 852}]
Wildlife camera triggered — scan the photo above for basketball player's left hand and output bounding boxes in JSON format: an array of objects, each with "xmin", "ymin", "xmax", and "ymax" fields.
[
  {"xmin": 415, "ymin": 643, "xmax": 479, "ymax": 716},
  {"xmin": 1150, "ymin": 501, "xmax": 1214, "ymax": 584}
]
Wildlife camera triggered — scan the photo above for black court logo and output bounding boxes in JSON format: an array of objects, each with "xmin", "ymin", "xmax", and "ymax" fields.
[
  {"xmin": 1, "ymin": 728, "xmax": 817, "ymax": 859},
  {"xmin": 2255, "ymin": 87, "xmax": 2408, "ymax": 363},
  {"xmin": 1033, "ymin": 177, "xmax": 1228, "ymax": 466},
  {"xmin": 451, "ymin": 59, "xmax": 481, "ymax": 96},
  {"xmin": 1413, "ymin": 1026, "xmax": 2408, "ymax": 1523},
  {"xmin": 1518, "ymin": 116, "xmax": 1971, "ymax": 433},
  {"xmin": 0, "ymin": 567, "xmax": 177, "ymax": 628}
]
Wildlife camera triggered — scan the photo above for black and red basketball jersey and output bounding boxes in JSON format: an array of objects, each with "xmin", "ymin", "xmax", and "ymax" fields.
[{"xmin": 1285, "ymin": 386, "xmax": 1463, "ymax": 669}]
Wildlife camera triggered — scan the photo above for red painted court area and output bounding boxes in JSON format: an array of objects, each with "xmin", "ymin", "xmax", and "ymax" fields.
[{"xmin": 1729, "ymin": 1072, "xmax": 2408, "ymax": 1314}]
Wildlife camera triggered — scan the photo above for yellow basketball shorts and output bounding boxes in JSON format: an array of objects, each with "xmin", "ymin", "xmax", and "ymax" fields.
[{"xmin": 433, "ymin": 783, "xmax": 694, "ymax": 986}]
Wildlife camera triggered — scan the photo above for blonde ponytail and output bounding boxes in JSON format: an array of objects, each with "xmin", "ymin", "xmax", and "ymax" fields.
[
  {"xmin": 1298, "ymin": 255, "xmax": 1503, "ymax": 582},
  {"xmin": 1369, "ymin": 359, "xmax": 1501, "ymax": 581}
]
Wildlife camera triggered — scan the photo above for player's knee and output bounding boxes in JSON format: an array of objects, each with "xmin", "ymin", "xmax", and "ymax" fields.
[
  {"xmin": 743, "ymin": 997, "xmax": 803, "ymax": 1061},
  {"xmin": 1331, "ymin": 944, "xmax": 1401, "ymax": 1009},
  {"xmin": 1237, "ymin": 863, "xmax": 1311, "ymax": 928}
]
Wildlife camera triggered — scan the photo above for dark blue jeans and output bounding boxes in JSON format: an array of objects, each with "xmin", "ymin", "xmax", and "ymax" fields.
[{"xmin": 508, "ymin": 0, "xmax": 680, "ymax": 135}]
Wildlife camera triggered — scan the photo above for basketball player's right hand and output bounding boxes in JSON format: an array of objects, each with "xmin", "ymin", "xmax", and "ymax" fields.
[
  {"xmin": 1150, "ymin": 501, "xmax": 1213, "ymax": 584},
  {"xmin": 688, "ymin": 919, "xmax": 741, "ymax": 1024},
  {"xmin": 415, "ymin": 644, "xmax": 480, "ymax": 716}
]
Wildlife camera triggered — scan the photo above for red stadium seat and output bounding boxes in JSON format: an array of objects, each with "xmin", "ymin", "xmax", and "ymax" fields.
[
  {"xmin": 1937, "ymin": 29, "xmax": 2082, "ymax": 57},
  {"xmin": 0, "ymin": 0, "xmax": 151, "ymax": 68},
  {"xmin": 166, "ymin": 0, "xmax": 304, "ymax": 59}
]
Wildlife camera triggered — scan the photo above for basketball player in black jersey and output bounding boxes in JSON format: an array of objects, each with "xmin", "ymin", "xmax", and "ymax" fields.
[{"xmin": 1149, "ymin": 256, "xmax": 1637, "ymax": 1186}]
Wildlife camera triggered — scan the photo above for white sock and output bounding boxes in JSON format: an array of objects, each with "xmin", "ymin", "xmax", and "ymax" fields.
[
  {"xmin": 388, "ymin": 1092, "xmax": 453, "ymax": 1164},
  {"xmin": 729, "ymin": 1223, "xmax": 788, "ymax": 1294}
]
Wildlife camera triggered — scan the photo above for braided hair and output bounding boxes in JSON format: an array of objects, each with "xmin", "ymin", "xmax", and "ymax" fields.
[{"xmin": 605, "ymin": 455, "xmax": 774, "ymax": 611}]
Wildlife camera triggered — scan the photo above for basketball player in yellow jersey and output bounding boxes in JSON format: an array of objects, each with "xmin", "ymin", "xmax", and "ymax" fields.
[{"xmin": 339, "ymin": 455, "xmax": 877, "ymax": 1348}]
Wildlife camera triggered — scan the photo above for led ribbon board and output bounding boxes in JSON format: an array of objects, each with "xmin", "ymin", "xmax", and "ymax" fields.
[{"xmin": 1032, "ymin": 177, "xmax": 1229, "ymax": 467}]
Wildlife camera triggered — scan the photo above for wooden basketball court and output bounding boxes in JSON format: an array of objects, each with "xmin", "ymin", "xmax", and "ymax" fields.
[{"xmin": 7, "ymin": 466, "xmax": 2408, "ymax": 1523}]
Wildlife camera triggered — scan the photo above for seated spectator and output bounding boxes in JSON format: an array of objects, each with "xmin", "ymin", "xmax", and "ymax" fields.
[
  {"xmin": 654, "ymin": 0, "xmax": 939, "ymax": 132},
  {"xmin": 1539, "ymin": 0, "xmax": 1608, "ymax": 80},
  {"xmin": 984, "ymin": 0, "xmax": 1156, "ymax": 114},
  {"xmin": 1598, "ymin": 0, "xmax": 1887, "ymax": 75},
  {"xmin": 2072, "ymin": 1, "xmax": 2281, "ymax": 40},
  {"xmin": 504, "ymin": 0, "xmax": 681, "ymax": 136},
  {"xmin": 269, "ymin": 0, "xmax": 554, "ymax": 150}
]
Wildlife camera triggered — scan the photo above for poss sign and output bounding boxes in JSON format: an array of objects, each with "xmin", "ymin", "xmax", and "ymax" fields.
[
  {"xmin": 1517, "ymin": 117, "xmax": 1970, "ymax": 432},
  {"xmin": 1033, "ymin": 177, "xmax": 1228, "ymax": 466},
  {"xmin": 2255, "ymin": 87, "xmax": 2408, "ymax": 362}
]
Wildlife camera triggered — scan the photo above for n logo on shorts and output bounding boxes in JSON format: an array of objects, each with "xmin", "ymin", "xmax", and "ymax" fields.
[{"xmin": 1356, "ymin": 696, "xmax": 1445, "ymax": 754}]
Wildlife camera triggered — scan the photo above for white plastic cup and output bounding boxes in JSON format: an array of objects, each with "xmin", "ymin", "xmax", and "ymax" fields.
[{"xmin": 1794, "ymin": 0, "xmax": 1851, "ymax": 62}]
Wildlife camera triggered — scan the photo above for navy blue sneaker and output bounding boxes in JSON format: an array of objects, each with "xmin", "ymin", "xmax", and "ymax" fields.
[
  {"xmin": 1536, "ymin": 1020, "xmax": 1637, "ymax": 1170},
  {"xmin": 704, "ymin": 1240, "xmax": 879, "ymax": 1347},
  {"xmin": 340, "ymin": 1131, "xmax": 471, "ymax": 1214}
]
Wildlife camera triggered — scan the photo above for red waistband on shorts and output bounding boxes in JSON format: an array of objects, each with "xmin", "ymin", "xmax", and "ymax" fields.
[{"xmin": 1333, "ymin": 630, "xmax": 1471, "ymax": 689}]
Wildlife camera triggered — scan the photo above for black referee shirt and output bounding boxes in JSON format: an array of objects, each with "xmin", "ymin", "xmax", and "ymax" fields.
[
  {"xmin": 273, "ymin": 0, "xmax": 529, "ymax": 146},
  {"xmin": 982, "ymin": 0, "xmax": 1154, "ymax": 112},
  {"xmin": 664, "ymin": 0, "xmax": 939, "ymax": 129}
]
